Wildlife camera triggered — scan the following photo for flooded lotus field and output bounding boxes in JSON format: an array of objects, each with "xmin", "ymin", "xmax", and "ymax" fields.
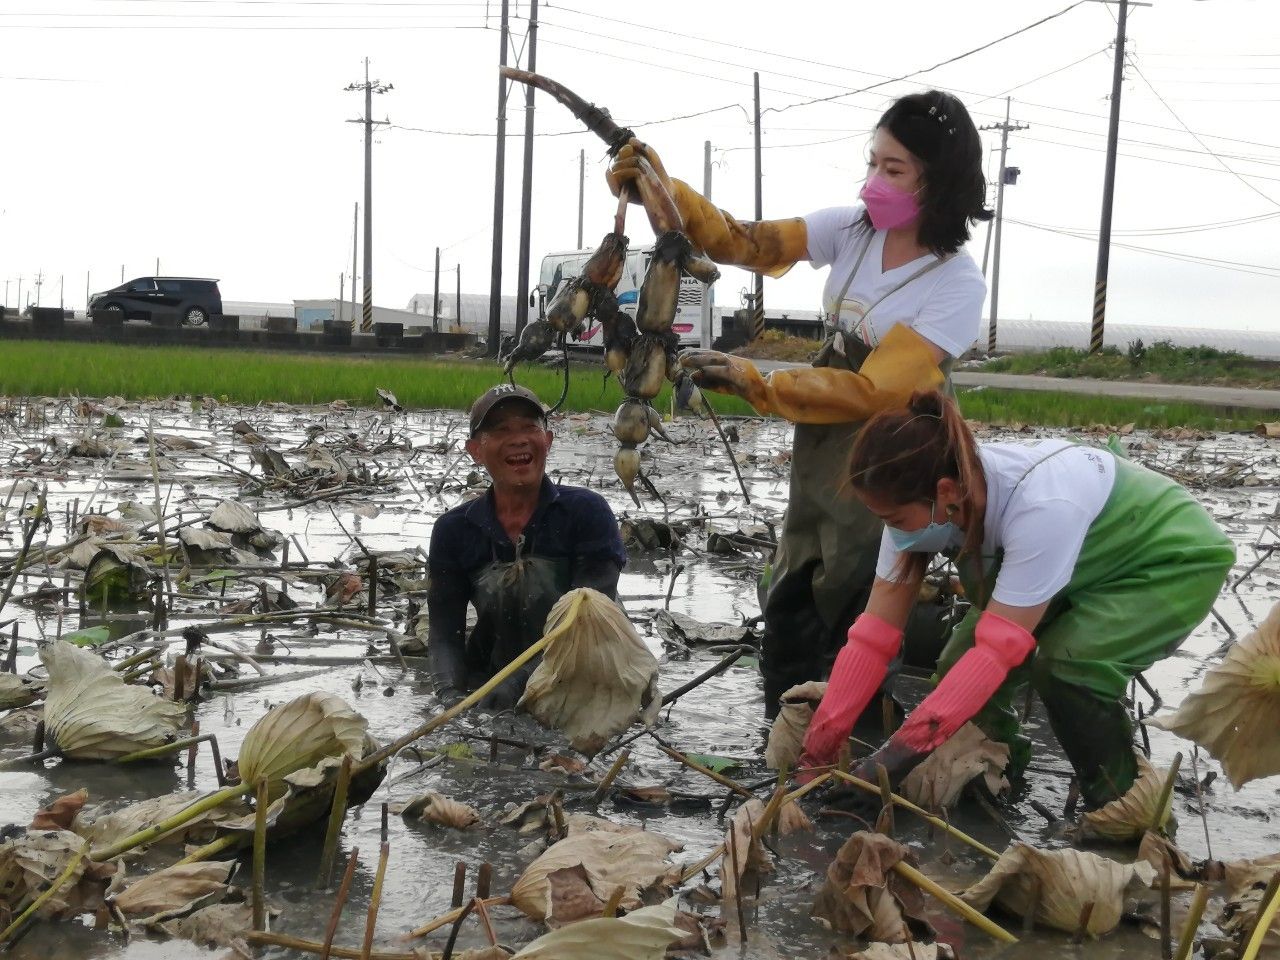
[{"xmin": 1, "ymin": 393, "xmax": 1278, "ymax": 960}]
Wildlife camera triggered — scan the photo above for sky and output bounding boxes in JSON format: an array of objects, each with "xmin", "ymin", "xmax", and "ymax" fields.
[{"xmin": 2, "ymin": 0, "xmax": 1279, "ymax": 334}]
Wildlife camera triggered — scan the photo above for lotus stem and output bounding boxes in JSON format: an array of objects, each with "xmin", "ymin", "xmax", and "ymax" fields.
[
  {"xmin": 403, "ymin": 896, "xmax": 510, "ymax": 941},
  {"xmin": 246, "ymin": 931, "xmax": 418, "ymax": 960},
  {"xmin": 876, "ymin": 762, "xmax": 896, "ymax": 838},
  {"xmin": 316, "ymin": 753, "xmax": 354, "ymax": 890},
  {"xmin": 90, "ymin": 781, "xmax": 253, "ymax": 861},
  {"xmin": 892, "ymin": 861, "xmax": 1018, "ymax": 945},
  {"xmin": 659, "ymin": 645, "xmax": 752, "ymax": 707},
  {"xmin": 703, "ymin": 399, "xmax": 751, "ymax": 505},
  {"xmin": 1150, "ymin": 751, "xmax": 1183, "ymax": 834},
  {"xmin": 651, "ymin": 735, "xmax": 752, "ymax": 798},
  {"xmin": 360, "ymin": 840, "xmax": 391, "ymax": 960},
  {"xmin": 831, "ymin": 770, "xmax": 1000, "ymax": 860},
  {"xmin": 252, "ymin": 778, "xmax": 269, "ymax": 931},
  {"xmin": 355, "ymin": 591, "xmax": 587, "ymax": 774},
  {"xmin": 1174, "ymin": 883, "xmax": 1210, "ymax": 960},
  {"xmin": 1242, "ymin": 871, "xmax": 1280, "ymax": 960},
  {"xmin": 174, "ymin": 833, "xmax": 240, "ymax": 866},
  {"xmin": 0, "ymin": 838, "xmax": 88, "ymax": 946},
  {"xmin": 592, "ymin": 747, "xmax": 631, "ymax": 805},
  {"xmin": 116, "ymin": 733, "xmax": 216, "ymax": 764},
  {"xmin": 321, "ymin": 848, "xmax": 361, "ymax": 960}
]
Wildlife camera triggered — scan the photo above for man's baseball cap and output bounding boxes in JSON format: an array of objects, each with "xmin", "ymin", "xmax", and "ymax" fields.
[{"xmin": 468, "ymin": 383, "xmax": 548, "ymax": 437}]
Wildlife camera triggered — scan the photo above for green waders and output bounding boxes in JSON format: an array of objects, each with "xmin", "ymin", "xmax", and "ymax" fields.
[
  {"xmin": 938, "ymin": 455, "xmax": 1235, "ymax": 807},
  {"xmin": 759, "ymin": 330, "xmax": 955, "ymax": 717}
]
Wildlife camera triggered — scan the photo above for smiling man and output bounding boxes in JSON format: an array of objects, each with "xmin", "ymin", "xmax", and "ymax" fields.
[{"xmin": 426, "ymin": 383, "xmax": 628, "ymax": 710}]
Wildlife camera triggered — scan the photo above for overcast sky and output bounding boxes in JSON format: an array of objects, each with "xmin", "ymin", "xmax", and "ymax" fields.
[{"xmin": 3, "ymin": 0, "xmax": 1278, "ymax": 333}]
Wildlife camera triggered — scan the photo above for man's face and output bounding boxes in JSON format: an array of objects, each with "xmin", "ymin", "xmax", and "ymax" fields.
[{"xmin": 465, "ymin": 401, "xmax": 553, "ymax": 490}]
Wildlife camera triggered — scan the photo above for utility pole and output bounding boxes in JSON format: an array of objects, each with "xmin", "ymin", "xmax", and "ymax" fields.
[
  {"xmin": 33, "ymin": 271, "xmax": 44, "ymax": 308},
  {"xmin": 351, "ymin": 202, "xmax": 358, "ymax": 330},
  {"xmin": 701, "ymin": 139, "xmax": 714, "ymax": 349},
  {"xmin": 456, "ymin": 264, "xmax": 462, "ymax": 333},
  {"xmin": 59, "ymin": 274, "xmax": 64, "ymax": 310},
  {"xmin": 487, "ymin": 0, "xmax": 511, "ymax": 355},
  {"xmin": 339, "ymin": 272, "xmax": 345, "ymax": 327},
  {"xmin": 1091, "ymin": 0, "xmax": 1141, "ymax": 354},
  {"xmin": 16, "ymin": 276, "xmax": 22, "ymax": 311},
  {"xmin": 85, "ymin": 272, "xmax": 90, "ymax": 313},
  {"xmin": 346, "ymin": 60, "xmax": 393, "ymax": 334},
  {"xmin": 751, "ymin": 72, "xmax": 764, "ymax": 343},
  {"xmin": 155, "ymin": 257, "xmax": 160, "ymax": 276},
  {"xmin": 432, "ymin": 246, "xmax": 441, "ymax": 333},
  {"xmin": 576, "ymin": 148, "xmax": 585, "ymax": 249},
  {"xmin": 979, "ymin": 98, "xmax": 1028, "ymax": 354},
  {"xmin": 514, "ymin": 0, "xmax": 539, "ymax": 337}
]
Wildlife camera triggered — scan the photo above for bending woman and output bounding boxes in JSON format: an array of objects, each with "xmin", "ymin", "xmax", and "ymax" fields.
[
  {"xmin": 608, "ymin": 91, "xmax": 990, "ymax": 716},
  {"xmin": 802, "ymin": 391, "xmax": 1235, "ymax": 807}
]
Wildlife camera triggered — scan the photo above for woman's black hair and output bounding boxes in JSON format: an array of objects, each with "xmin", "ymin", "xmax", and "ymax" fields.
[{"xmin": 864, "ymin": 90, "xmax": 993, "ymax": 256}]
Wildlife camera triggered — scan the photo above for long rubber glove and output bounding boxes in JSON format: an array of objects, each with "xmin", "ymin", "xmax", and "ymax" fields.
[
  {"xmin": 892, "ymin": 611, "xmax": 1037, "ymax": 754},
  {"xmin": 606, "ymin": 141, "xmax": 807, "ymax": 276},
  {"xmin": 799, "ymin": 614, "xmax": 903, "ymax": 769},
  {"xmin": 679, "ymin": 322, "xmax": 944, "ymax": 425}
]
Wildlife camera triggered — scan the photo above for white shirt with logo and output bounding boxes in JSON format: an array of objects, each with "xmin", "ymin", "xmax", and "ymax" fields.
[
  {"xmin": 804, "ymin": 203, "xmax": 987, "ymax": 359},
  {"xmin": 875, "ymin": 439, "xmax": 1118, "ymax": 606}
]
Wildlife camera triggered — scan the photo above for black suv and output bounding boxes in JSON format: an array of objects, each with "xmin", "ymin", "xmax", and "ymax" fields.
[{"xmin": 88, "ymin": 277, "xmax": 222, "ymax": 326}]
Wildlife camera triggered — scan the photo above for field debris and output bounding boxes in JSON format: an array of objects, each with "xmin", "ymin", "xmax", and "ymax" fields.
[
  {"xmin": 0, "ymin": 394, "xmax": 1277, "ymax": 958},
  {"xmin": 899, "ymin": 722, "xmax": 1010, "ymax": 812}
]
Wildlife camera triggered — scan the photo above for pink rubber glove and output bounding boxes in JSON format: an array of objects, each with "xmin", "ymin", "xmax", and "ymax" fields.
[
  {"xmin": 892, "ymin": 611, "xmax": 1036, "ymax": 753},
  {"xmin": 799, "ymin": 613, "xmax": 903, "ymax": 768}
]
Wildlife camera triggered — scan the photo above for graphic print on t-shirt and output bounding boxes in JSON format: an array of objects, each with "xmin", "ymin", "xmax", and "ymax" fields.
[{"xmin": 824, "ymin": 293, "xmax": 879, "ymax": 347}]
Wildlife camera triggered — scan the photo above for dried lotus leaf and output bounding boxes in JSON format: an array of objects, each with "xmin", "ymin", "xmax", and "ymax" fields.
[
  {"xmin": 1077, "ymin": 753, "xmax": 1175, "ymax": 842},
  {"xmin": 960, "ymin": 843, "xmax": 1156, "ymax": 935},
  {"xmin": 764, "ymin": 681, "xmax": 826, "ymax": 771},
  {"xmin": 847, "ymin": 945, "xmax": 955, "ymax": 960},
  {"xmin": 236, "ymin": 691, "xmax": 366, "ymax": 793},
  {"xmin": 811, "ymin": 831, "xmax": 930, "ymax": 943},
  {"xmin": 0, "ymin": 829, "xmax": 111, "ymax": 920},
  {"xmin": 510, "ymin": 828, "xmax": 682, "ymax": 922},
  {"xmin": 394, "ymin": 790, "xmax": 480, "ymax": 829},
  {"xmin": 900, "ymin": 722, "xmax": 1010, "ymax": 811},
  {"xmin": 720, "ymin": 799, "xmax": 772, "ymax": 905},
  {"xmin": 1147, "ymin": 602, "xmax": 1280, "ymax": 789},
  {"xmin": 519, "ymin": 588, "xmax": 660, "ymax": 756},
  {"xmin": 208, "ymin": 499, "xmax": 261, "ymax": 534},
  {"xmin": 509, "ymin": 897, "xmax": 685, "ymax": 959},
  {"xmin": 0, "ymin": 673, "xmax": 41, "ymax": 710},
  {"xmin": 41, "ymin": 640, "xmax": 185, "ymax": 759},
  {"xmin": 110, "ymin": 860, "xmax": 236, "ymax": 917}
]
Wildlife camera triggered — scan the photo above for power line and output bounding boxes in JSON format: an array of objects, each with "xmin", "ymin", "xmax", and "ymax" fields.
[
  {"xmin": 1007, "ymin": 217, "xmax": 1280, "ymax": 278},
  {"xmin": 1026, "ymin": 210, "xmax": 1280, "ymax": 237},
  {"xmin": 1125, "ymin": 52, "xmax": 1280, "ymax": 209},
  {"xmin": 762, "ymin": 1, "xmax": 1091, "ymax": 116},
  {"xmin": 1015, "ymin": 133, "xmax": 1280, "ymax": 182}
]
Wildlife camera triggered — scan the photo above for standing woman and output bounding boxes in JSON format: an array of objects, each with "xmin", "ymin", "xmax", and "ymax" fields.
[
  {"xmin": 608, "ymin": 91, "xmax": 991, "ymax": 715},
  {"xmin": 802, "ymin": 391, "xmax": 1235, "ymax": 807}
]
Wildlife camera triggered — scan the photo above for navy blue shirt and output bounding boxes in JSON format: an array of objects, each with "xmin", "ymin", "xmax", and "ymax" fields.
[{"xmin": 427, "ymin": 477, "xmax": 626, "ymax": 697}]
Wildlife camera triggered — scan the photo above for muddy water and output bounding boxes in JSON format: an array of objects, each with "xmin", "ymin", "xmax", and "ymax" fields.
[{"xmin": 1, "ymin": 398, "xmax": 1277, "ymax": 959}]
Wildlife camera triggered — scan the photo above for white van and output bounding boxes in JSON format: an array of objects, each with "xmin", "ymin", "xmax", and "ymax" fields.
[{"xmin": 537, "ymin": 245, "xmax": 716, "ymax": 348}]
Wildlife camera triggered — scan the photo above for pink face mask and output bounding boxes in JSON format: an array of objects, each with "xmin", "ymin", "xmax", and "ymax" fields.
[{"xmin": 859, "ymin": 174, "xmax": 921, "ymax": 231}]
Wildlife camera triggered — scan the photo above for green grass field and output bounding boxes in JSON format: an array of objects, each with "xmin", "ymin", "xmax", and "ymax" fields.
[
  {"xmin": 983, "ymin": 341, "xmax": 1280, "ymax": 389},
  {"xmin": 0, "ymin": 340, "xmax": 1262, "ymax": 430}
]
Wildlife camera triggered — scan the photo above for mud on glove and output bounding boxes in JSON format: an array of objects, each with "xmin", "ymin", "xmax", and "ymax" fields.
[
  {"xmin": 799, "ymin": 613, "xmax": 903, "ymax": 769},
  {"xmin": 891, "ymin": 611, "xmax": 1036, "ymax": 754}
]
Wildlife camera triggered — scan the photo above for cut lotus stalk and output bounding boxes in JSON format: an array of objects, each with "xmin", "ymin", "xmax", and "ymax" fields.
[
  {"xmin": 355, "ymin": 598, "xmax": 573, "ymax": 774},
  {"xmin": 90, "ymin": 782, "xmax": 254, "ymax": 862},
  {"xmin": 316, "ymin": 754, "xmax": 353, "ymax": 890},
  {"xmin": 360, "ymin": 841, "xmax": 390, "ymax": 960},
  {"xmin": 252, "ymin": 779, "xmax": 269, "ymax": 931},
  {"xmin": 174, "ymin": 834, "xmax": 240, "ymax": 866},
  {"xmin": 1151, "ymin": 752, "xmax": 1183, "ymax": 833},
  {"xmin": 831, "ymin": 770, "xmax": 999, "ymax": 860},
  {"xmin": 1174, "ymin": 884, "xmax": 1210, "ymax": 960},
  {"xmin": 323, "ymin": 848, "xmax": 361, "ymax": 960},
  {"xmin": 1242, "ymin": 874, "xmax": 1280, "ymax": 960},
  {"xmin": 893, "ymin": 861, "xmax": 1018, "ymax": 945}
]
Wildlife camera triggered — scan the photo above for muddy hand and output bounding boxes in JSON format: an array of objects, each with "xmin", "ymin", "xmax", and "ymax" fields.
[
  {"xmin": 678, "ymin": 349, "xmax": 764, "ymax": 404},
  {"xmin": 606, "ymin": 138, "xmax": 674, "ymax": 203}
]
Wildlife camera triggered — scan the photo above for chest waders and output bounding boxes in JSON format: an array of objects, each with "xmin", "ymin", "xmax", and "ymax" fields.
[
  {"xmin": 937, "ymin": 453, "xmax": 1235, "ymax": 807},
  {"xmin": 759, "ymin": 230, "xmax": 955, "ymax": 716},
  {"xmin": 466, "ymin": 536, "xmax": 569, "ymax": 683}
]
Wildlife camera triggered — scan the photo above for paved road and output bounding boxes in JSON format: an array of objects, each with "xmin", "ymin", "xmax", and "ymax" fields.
[{"xmin": 752, "ymin": 358, "xmax": 1280, "ymax": 411}]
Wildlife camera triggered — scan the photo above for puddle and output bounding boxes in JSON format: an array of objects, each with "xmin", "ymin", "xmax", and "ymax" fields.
[{"xmin": 1, "ymin": 396, "xmax": 1277, "ymax": 958}]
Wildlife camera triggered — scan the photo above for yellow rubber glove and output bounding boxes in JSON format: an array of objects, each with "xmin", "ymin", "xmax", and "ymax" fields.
[
  {"xmin": 679, "ymin": 323, "xmax": 945, "ymax": 424},
  {"xmin": 607, "ymin": 140, "xmax": 807, "ymax": 277}
]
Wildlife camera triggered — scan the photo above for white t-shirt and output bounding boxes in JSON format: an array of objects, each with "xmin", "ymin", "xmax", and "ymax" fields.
[
  {"xmin": 875, "ymin": 439, "xmax": 1118, "ymax": 607},
  {"xmin": 804, "ymin": 203, "xmax": 986, "ymax": 359}
]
